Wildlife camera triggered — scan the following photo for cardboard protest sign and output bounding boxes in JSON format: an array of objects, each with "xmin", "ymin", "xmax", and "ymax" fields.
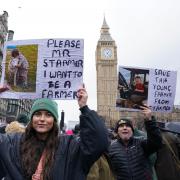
[
  {"xmin": 116, "ymin": 66, "xmax": 177, "ymax": 112},
  {"xmin": 148, "ymin": 69, "xmax": 177, "ymax": 112},
  {"xmin": 0, "ymin": 39, "xmax": 84, "ymax": 100}
]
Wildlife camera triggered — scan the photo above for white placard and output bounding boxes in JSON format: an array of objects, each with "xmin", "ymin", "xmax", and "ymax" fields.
[
  {"xmin": 116, "ymin": 66, "xmax": 177, "ymax": 112},
  {"xmin": 0, "ymin": 39, "xmax": 84, "ymax": 100},
  {"xmin": 148, "ymin": 68, "xmax": 177, "ymax": 112}
]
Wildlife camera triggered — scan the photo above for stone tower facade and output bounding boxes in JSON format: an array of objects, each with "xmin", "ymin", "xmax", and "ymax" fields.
[
  {"xmin": 0, "ymin": 11, "xmax": 8, "ymax": 63},
  {"xmin": 0, "ymin": 11, "xmax": 33, "ymax": 124},
  {"xmin": 96, "ymin": 17, "xmax": 120, "ymax": 127}
]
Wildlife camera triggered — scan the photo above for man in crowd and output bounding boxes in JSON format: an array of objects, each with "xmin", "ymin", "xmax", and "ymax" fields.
[{"xmin": 108, "ymin": 106, "xmax": 162, "ymax": 180}]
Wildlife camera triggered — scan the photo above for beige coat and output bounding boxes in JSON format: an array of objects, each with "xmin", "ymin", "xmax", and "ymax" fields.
[{"xmin": 87, "ymin": 154, "xmax": 115, "ymax": 180}]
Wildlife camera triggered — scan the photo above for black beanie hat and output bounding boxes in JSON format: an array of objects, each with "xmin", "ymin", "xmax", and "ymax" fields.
[
  {"xmin": 115, "ymin": 118, "xmax": 134, "ymax": 133},
  {"xmin": 16, "ymin": 113, "xmax": 29, "ymax": 125}
]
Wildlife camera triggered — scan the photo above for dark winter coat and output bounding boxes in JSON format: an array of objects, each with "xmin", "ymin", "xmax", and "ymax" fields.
[
  {"xmin": 0, "ymin": 106, "xmax": 108, "ymax": 180},
  {"xmin": 155, "ymin": 131, "xmax": 180, "ymax": 180},
  {"xmin": 0, "ymin": 159, "xmax": 6, "ymax": 179},
  {"xmin": 133, "ymin": 129, "xmax": 158, "ymax": 180},
  {"xmin": 108, "ymin": 118, "xmax": 162, "ymax": 180}
]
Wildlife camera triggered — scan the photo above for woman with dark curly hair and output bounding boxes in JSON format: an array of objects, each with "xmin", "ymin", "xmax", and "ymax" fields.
[{"xmin": 0, "ymin": 85, "xmax": 108, "ymax": 180}]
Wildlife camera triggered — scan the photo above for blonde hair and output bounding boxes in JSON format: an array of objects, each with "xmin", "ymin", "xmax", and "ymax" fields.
[{"xmin": 5, "ymin": 121, "xmax": 25, "ymax": 133}]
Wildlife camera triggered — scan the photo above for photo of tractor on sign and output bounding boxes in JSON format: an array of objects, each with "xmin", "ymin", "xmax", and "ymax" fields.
[{"xmin": 116, "ymin": 66, "xmax": 149, "ymax": 110}]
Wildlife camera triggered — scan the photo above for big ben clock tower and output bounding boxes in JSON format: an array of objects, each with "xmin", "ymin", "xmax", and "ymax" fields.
[{"xmin": 96, "ymin": 17, "xmax": 120, "ymax": 127}]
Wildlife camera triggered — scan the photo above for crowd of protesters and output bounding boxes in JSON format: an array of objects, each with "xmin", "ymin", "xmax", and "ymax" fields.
[{"xmin": 0, "ymin": 85, "xmax": 179, "ymax": 180}]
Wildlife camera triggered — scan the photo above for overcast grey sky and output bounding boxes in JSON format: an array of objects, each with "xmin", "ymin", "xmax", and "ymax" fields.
[{"xmin": 1, "ymin": 0, "xmax": 180, "ymax": 122}]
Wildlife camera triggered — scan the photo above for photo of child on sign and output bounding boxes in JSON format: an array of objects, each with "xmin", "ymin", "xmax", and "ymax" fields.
[
  {"xmin": 8, "ymin": 49, "xmax": 28, "ymax": 87},
  {"xmin": 116, "ymin": 66, "xmax": 149, "ymax": 110},
  {"xmin": 5, "ymin": 45, "xmax": 37, "ymax": 92}
]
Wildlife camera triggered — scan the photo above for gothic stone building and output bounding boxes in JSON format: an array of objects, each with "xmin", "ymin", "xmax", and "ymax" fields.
[{"xmin": 0, "ymin": 11, "xmax": 33, "ymax": 123}]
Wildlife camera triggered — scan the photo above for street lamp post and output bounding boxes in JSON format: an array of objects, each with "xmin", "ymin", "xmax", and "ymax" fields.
[
  {"xmin": 60, "ymin": 110, "xmax": 65, "ymax": 133},
  {"xmin": 108, "ymin": 107, "xmax": 111, "ymax": 128}
]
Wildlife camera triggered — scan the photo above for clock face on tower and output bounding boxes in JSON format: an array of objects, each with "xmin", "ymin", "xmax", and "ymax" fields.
[{"xmin": 101, "ymin": 48, "xmax": 114, "ymax": 59}]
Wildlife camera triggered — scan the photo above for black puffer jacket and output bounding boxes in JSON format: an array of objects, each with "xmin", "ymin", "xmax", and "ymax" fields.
[
  {"xmin": 0, "ymin": 159, "xmax": 6, "ymax": 179},
  {"xmin": 109, "ymin": 118, "xmax": 162, "ymax": 180},
  {"xmin": 0, "ymin": 106, "xmax": 108, "ymax": 180}
]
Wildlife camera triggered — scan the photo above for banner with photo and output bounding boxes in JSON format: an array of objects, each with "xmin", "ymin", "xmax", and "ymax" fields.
[
  {"xmin": 116, "ymin": 66, "xmax": 177, "ymax": 112},
  {"xmin": 0, "ymin": 39, "xmax": 84, "ymax": 100}
]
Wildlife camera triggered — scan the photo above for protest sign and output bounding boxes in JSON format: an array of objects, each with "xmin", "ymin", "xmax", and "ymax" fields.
[
  {"xmin": 148, "ymin": 68, "xmax": 177, "ymax": 112},
  {"xmin": 116, "ymin": 66, "xmax": 177, "ymax": 112},
  {"xmin": 0, "ymin": 39, "xmax": 84, "ymax": 100}
]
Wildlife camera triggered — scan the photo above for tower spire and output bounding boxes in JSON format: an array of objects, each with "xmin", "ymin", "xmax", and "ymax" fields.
[
  {"xmin": 102, "ymin": 16, "xmax": 109, "ymax": 29},
  {"xmin": 99, "ymin": 16, "xmax": 113, "ymax": 41}
]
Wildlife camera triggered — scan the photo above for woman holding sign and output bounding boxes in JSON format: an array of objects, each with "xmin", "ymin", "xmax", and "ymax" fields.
[{"xmin": 0, "ymin": 85, "xmax": 108, "ymax": 180}]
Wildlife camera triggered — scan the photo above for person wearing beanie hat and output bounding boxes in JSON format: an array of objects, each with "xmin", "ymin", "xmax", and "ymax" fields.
[
  {"xmin": 29, "ymin": 98, "xmax": 59, "ymax": 122},
  {"xmin": 0, "ymin": 85, "xmax": 108, "ymax": 180},
  {"xmin": 16, "ymin": 113, "xmax": 29, "ymax": 126},
  {"xmin": 26, "ymin": 98, "xmax": 59, "ymax": 140},
  {"xmin": 113, "ymin": 118, "xmax": 135, "ymax": 146},
  {"xmin": 115, "ymin": 118, "xmax": 134, "ymax": 133},
  {"xmin": 109, "ymin": 106, "xmax": 162, "ymax": 180}
]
